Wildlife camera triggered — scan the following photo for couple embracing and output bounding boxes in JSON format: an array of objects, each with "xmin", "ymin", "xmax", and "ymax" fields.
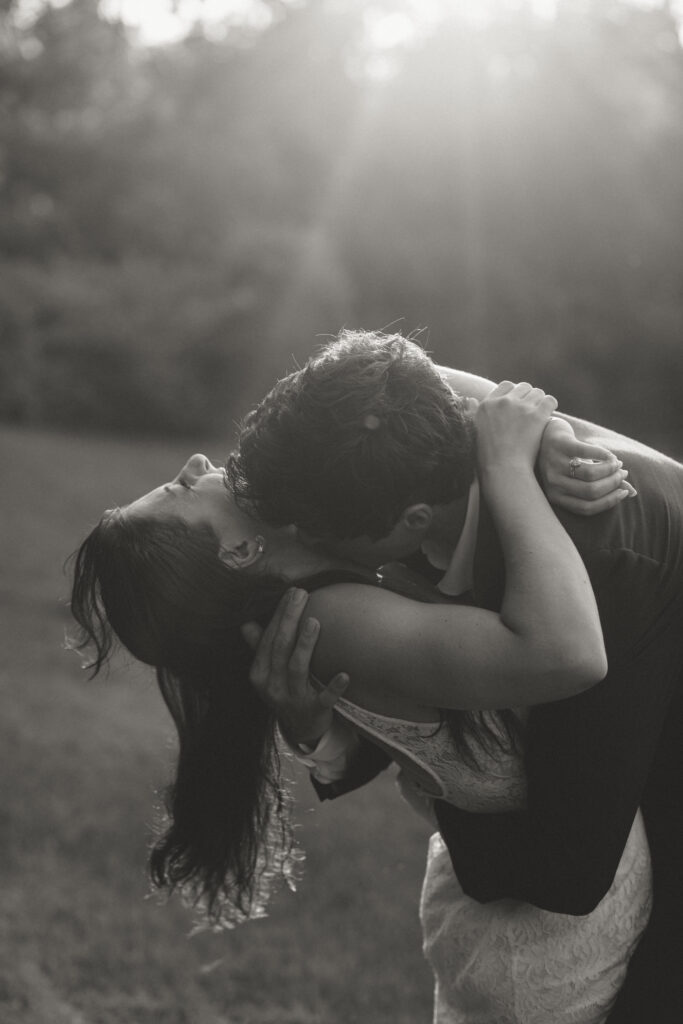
[{"xmin": 72, "ymin": 331, "xmax": 683, "ymax": 1022}]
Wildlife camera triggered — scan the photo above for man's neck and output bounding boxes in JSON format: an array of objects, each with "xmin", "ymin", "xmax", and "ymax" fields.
[
  {"xmin": 304, "ymin": 489, "xmax": 472, "ymax": 571},
  {"xmin": 266, "ymin": 539, "xmax": 369, "ymax": 581},
  {"xmin": 425, "ymin": 493, "xmax": 470, "ymax": 554}
]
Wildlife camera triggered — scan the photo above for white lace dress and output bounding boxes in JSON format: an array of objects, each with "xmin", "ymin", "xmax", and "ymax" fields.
[{"xmin": 333, "ymin": 697, "xmax": 652, "ymax": 1024}]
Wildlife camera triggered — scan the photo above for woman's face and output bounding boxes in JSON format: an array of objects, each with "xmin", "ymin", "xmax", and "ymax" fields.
[{"xmin": 126, "ymin": 454, "xmax": 255, "ymax": 547}]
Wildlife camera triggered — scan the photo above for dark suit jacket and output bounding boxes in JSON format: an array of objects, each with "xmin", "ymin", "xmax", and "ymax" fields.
[{"xmin": 315, "ymin": 417, "xmax": 683, "ymax": 1022}]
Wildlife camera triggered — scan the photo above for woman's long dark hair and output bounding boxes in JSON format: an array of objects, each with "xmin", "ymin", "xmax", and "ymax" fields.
[
  {"xmin": 69, "ymin": 506, "xmax": 522, "ymax": 927},
  {"xmin": 70, "ymin": 509, "xmax": 299, "ymax": 927}
]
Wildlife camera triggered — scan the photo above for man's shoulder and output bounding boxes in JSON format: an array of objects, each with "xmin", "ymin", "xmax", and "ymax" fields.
[
  {"xmin": 561, "ymin": 413, "xmax": 682, "ymax": 477},
  {"xmin": 554, "ymin": 416, "xmax": 683, "ymax": 553}
]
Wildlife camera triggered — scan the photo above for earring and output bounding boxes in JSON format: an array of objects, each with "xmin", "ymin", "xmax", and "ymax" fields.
[{"xmin": 255, "ymin": 535, "xmax": 265, "ymax": 554}]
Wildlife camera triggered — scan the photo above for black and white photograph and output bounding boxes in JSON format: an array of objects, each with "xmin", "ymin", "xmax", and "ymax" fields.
[{"xmin": 2, "ymin": 1, "xmax": 683, "ymax": 1022}]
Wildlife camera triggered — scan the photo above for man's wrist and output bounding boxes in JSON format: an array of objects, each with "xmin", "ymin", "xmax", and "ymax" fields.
[
  {"xmin": 284, "ymin": 717, "xmax": 359, "ymax": 783},
  {"xmin": 279, "ymin": 717, "xmax": 332, "ymax": 751},
  {"xmin": 282, "ymin": 721, "xmax": 339, "ymax": 761},
  {"xmin": 297, "ymin": 736, "xmax": 325, "ymax": 754}
]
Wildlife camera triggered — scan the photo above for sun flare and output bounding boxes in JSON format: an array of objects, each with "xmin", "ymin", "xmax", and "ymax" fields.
[{"xmin": 98, "ymin": 0, "xmax": 565, "ymax": 48}]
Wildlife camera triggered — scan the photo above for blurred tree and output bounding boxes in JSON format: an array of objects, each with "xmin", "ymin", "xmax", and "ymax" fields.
[
  {"xmin": 0, "ymin": 0, "xmax": 681, "ymax": 446},
  {"xmin": 331, "ymin": 1, "xmax": 683, "ymax": 440}
]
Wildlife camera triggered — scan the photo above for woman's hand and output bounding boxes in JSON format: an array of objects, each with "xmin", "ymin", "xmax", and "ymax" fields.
[
  {"xmin": 538, "ymin": 417, "xmax": 637, "ymax": 516},
  {"xmin": 475, "ymin": 381, "xmax": 558, "ymax": 476},
  {"xmin": 241, "ymin": 588, "xmax": 350, "ymax": 748}
]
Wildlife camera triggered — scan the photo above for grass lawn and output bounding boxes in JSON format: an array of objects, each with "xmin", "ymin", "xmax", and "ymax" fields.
[{"xmin": 0, "ymin": 426, "xmax": 434, "ymax": 1024}]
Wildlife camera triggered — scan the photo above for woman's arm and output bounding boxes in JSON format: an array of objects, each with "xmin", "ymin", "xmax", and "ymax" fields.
[
  {"xmin": 435, "ymin": 365, "xmax": 497, "ymax": 402},
  {"xmin": 538, "ymin": 416, "xmax": 636, "ymax": 513},
  {"xmin": 306, "ymin": 383, "xmax": 607, "ymax": 712},
  {"xmin": 436, "ymin": 364, "xmax": 633, "ymax": 514}
]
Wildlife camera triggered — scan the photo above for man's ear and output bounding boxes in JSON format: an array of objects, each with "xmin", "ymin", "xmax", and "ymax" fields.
[
  {"xmin": 218, "ymin": 537, "xmax": 264, "ymax": 570},
  {"xmin": 400, "ymin": 503, "xmax": 434, "ymax": 533}
]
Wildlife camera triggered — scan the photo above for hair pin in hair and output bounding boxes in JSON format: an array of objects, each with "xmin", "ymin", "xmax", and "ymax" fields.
[{"xmin": 362, "ymin": 414, "xmax": 382, "ymax": 431}]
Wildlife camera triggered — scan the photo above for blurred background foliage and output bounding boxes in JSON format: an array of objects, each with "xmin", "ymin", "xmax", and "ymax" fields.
[{"xmin": 1, "ymin": 0, "xmax": 681, "ymax": 444}]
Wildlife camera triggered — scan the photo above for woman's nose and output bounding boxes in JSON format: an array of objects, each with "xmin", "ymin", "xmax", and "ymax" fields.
[{"xmin": 182, "ymin": 453, "xmax": 212, "ymax": 481}]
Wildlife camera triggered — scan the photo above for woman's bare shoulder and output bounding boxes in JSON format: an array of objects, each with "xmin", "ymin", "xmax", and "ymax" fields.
[
  {"xmin": 304, "ymin": 580, "xmax": 432, "ymax": 648},
  {"xmin": 304, "ymin": 581, "xmax": 412, "ymax": 655},
  {"xmin": 302, "ymin": 582, "xmax": 427, "ymax": 707},
  {"xmin": 304, "ymin": 579, "xmax": 406, "ymax": 613}
]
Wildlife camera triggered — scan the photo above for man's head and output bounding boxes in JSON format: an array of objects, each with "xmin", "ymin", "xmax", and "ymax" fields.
[{"xmin": 227, "ymin": 330, "xmax": 475, "ymax": 562}]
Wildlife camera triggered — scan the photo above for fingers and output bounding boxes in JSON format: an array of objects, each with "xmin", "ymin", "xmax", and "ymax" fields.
[
  {"xmin": 560, "ymin": 467, "xmax": 634, "ymax": 499},
  {"xmin": 249, "ymin": 588, "xmax": 307, "ymax": 690},
  {"xmin": 286, "ymin": 615, "xmax": 320, "ymax": 683},
  {"xmin": 553, "ymin": 487, "xmax": 633, "ymax": 517},
  {"xmin": 492, "ymin": 381, "xmax": 556, "ymax": 413},
  {"xmin": 269, "ymin": 588, "xmax": 309, "ymax": 676},
  {"xmin": 318, "ymin": 673, "xmax": 351, "ymax": 709},
  {"xmin": 569, "ymin": 440, "xmax": 620, "ymax": 470},
  {"xmin": 248, "ymin": 599, "xmax": 286, "ymax": 687},
  {"xmin": 240, "ymin": 621, "xmax": 263, "ymax": 651},
  {"xmin": 244, "ymin": 593, "xmax": 344, "ymax": 743},
  {"xmin": 568, "ymin": 457, "xmax": 621, "ymax": 483},
  {"xmin": 501, "ymin": 382, "xmax": 539, "ymax": 401},
  {"xmin": 548, "ymin": 431, "xmax": 622, "ymax": 480},
  {"xmin": 519, "ymin": 386, "xmax": 558, "ymax": 420},
  {"xmin": 546, "ymin": 467, "xmax": 637, "ymax": 515},
  {"xmin": 287, "ymin": 618, "xmax": 348, "ymax": 704}
]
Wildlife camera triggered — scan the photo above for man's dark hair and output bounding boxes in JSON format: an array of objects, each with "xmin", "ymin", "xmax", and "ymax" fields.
[{"xmin": 228, "ymin": 330, "xmax": 476, "ymax": 540}]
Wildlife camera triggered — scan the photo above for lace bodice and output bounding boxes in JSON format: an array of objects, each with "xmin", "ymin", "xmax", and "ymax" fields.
[{"xmin": 334, "ymin": 696, "xmax": 527, "ymax": 813}]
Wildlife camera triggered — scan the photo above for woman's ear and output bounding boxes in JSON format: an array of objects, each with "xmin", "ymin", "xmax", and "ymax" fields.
[{"xmin": 218, "ymin": 536, "xmax": 265, "ymax": 570}]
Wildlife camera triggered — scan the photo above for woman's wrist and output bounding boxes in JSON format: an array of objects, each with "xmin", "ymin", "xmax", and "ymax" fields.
[
  {"xmin": 478, "ymin": 461, "xmax": 537, "ymax": 492},
  {"xmin": 479, "ymin": 464, "xmax": 548, "ymax": 533}
]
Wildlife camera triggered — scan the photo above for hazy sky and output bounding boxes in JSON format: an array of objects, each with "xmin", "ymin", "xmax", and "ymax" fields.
[
  {"xmin": 12, "ymin": 0, "xmax": 683, "ymax": 47},
  {"xmin": 97, "ymin": 0, "xmax": 680, "ymax": 48}
]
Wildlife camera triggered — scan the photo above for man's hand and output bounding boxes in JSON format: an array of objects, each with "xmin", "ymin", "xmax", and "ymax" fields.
[
  {"xmin": 241, "ymin": 587, "xmax": 350, "ymax": 748},
  {"xmin": 538, "ymin": 417, "xmax": 637, "ymax": 516}
]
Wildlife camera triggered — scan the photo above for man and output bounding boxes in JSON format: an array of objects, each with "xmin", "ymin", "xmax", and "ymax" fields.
[{"xmin": 234, "ymin": 331, "xmax": 683, "ymax": 1022}]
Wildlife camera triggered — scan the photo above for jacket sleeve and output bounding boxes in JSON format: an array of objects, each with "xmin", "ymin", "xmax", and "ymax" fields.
[
  {"xmin": 438, "ymin": 548, "xmax": 682, "ymax": 914},
  {"xmin": 310, "ymin": 734, "xmax": 393, "ymax": 801}
]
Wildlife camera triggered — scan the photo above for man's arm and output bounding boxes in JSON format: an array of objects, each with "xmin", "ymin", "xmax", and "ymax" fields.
[
  {"xmin": 242, "ymin": 587, "xmax": 349, "ymax": 748},
  {"xmin": 306, "ymin": 729, "xmax": 393, "ymax": 801},
  {"xmin": 242, "ymin": 590, "xmax": 392, "ymax": 799},
  {"xmin": 287, "ymin": 713, "xmax": 393, "ymax": 801}
]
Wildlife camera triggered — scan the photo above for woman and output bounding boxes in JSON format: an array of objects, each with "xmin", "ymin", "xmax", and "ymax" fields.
[{"xmin": 70, "ymin": 383, "xmax": 648, "ymax": 1023}]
